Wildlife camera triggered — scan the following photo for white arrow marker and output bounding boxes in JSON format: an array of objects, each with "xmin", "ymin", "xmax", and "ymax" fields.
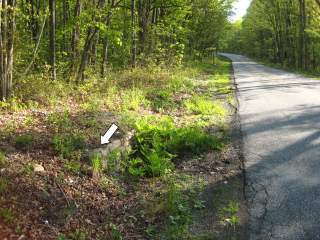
[{"xmin": 101, "ymin": 123, "xmax": 118, "ymax": 145}]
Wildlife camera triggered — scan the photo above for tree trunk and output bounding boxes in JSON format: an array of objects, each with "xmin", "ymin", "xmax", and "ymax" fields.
[
  {"xmin": 76, "ymin": 27, "xmax": 94, "ymax": 84},
  {"xmin": 71, "ymin": 0, "xmax": 82, "ymax": 76},
  {"xmin": 0, "ymin": 0, "xmax": 16, "ymax": 101},
  {"xmin": 76, "ymin": 0, "xmax": 124, "ymax": 83},
  {"xmin": 138, "ymin": 0, "xmax": 151, "ymax": 56},
  {"xmin": 131, "ymin": 0, "xmax": 136, "ymax": 69},
  {"xmin": 49, "ymin": 0, "xmax": 56, "ymax": 80},
  {"xmin": 298, "ymin": 0, "xmax": 304, "ymax": 69},
  {"xmin": 303, "ymin": 0, "xmax": 308, "ymax": 71},
  {"xmin": 101, "ymin": 0, "xmax": 115, "ymax": 77}
]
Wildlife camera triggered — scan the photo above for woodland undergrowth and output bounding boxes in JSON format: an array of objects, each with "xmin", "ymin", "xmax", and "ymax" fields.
[{"xmin": 0, "ymin": 56, "xmax": 240, "ymax": 239}]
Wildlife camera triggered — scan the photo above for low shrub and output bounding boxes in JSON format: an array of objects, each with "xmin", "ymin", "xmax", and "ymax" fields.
[
  {"xmin": 125, "ymin": 115, "xmax": 223, "ymax": 178},
  {"xmin": 51, "ymin": 132, "xmax": 86, "ymax": 160}
]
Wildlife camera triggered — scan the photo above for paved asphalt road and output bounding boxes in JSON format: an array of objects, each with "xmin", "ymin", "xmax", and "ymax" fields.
[{"xmin": 219, "ymin": 53, "xmax": 320, "ymax": 240}]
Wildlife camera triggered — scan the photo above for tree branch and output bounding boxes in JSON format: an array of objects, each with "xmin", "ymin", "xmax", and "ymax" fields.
[{"xmin": 19, "ymin": 4, "xmax": 48, "ymax": 81}]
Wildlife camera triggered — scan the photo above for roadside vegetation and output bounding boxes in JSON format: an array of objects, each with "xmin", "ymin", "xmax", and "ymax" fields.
[{"xmin": 0, "ymin": 56, "xmax": 247, "ymax": 239}]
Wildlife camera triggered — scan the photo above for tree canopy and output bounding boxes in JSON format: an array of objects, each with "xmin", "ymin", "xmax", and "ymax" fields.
[
  {"xmin": 0, "ymin": 0, "xmax": 235, "ymax": 101},
  {"xmin": 220, "ymin": 0, "xmax": 320, "ymax": 73}
]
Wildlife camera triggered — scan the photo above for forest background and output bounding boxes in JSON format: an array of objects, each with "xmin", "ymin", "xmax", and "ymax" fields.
[
  {"xmin": 0, "ymin": 0, "xmax": 234, "ymax": 102},
  {"xmin": 222, "ymin": 0, "xmax": 320, "ymax": 76}
]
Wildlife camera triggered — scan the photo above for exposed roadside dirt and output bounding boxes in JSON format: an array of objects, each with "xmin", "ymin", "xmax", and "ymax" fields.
[{"xmin": 186, "ymin": 92, "xmax": 249, "ymax": 239}]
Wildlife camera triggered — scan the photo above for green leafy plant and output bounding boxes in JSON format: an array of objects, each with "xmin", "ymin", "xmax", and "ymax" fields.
[
  {"xmin": 129, "ymin": 115, "xmax": 223, "ymax": 179},
  {"xmin": 91, "ymin": 153, "xmax": 102, "ymax": 180},
  {"xmin": 63, "ymin": 160, "xmax": 81, "ymax": 175},
  {"xmin": 68, "ymin": 229, "xmax": 88, "ymax": 240},
  {"xmin": 51, "ymin": 132, "xmax": 86, "ymax": 160},
  {"xmin": 170, "ymin": 215, "xmax": 181, "ymax": 225},
  {"xmin": 145, "ymin": 226, "xmax": 156, "ymax": 237},
  {"xmin": 122, "ymin": 157, "xmax": 146, "ymax": 179},
  {"xmin": 193, "ymin": 199, "xmax": 206, "ymax": 210},
  {"xmin": 109, "ymin": 220, "xmax": 123, "ymax": 239},
  {"xmin": 104, "ymin": 149, "xmax": 121, "ymax": 172},
  {"xmin": 0, "ymin": 150, "xmax": 4, "ymax": 162},
  {"xmin": 57, "ymin": 234, "xmax": 66, "ymax": 240},
  {"xmin": 91, "ymin": 153, "xmax": 102, "ymax": 171},
  {"xmin": 15, "ymin": 134, "xmax": 32, "ymax": 146},
  {"xmin": 0, "ymin": 208, "xmax": 15, "ymax": 223},
  {"xmin": 0, "ymin": 177, "xmax": 8, "ymax": 194},
  {"xmin": 140, "ymin": 144, "xmax": 175, "ymax": 178},
  {"xmin": 2, "ymin": 123, "xmax": 16, "ymax": 140},
  {"xmin": 85, "ymin": 118, "xmax": 97, "ymax": 128}
]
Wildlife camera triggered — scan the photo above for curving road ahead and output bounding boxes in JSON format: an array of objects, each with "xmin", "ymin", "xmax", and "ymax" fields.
[{"xmin": 219, "ymin": 53, "xmax": 320, "ymax": 239}]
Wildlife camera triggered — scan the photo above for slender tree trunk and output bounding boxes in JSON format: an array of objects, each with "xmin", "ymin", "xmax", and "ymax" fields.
[
  {"xmin": 298, "ymin": 0, "xmax": 304, "ymax": 69},
  {"xmin": 101, "ymin": 0, "xmax": 115, "ymax": 77},
  {"xmin": 303, "ymin": 0, "xmax": 308, "ymax": 71},
  {"xmin": 71, "ymin": 0, "xmax": 82, "ymax": 76},
  {"xmin": 131, "ymin": 0, "xmax": 136, "ymax": 69},
  {"xmin": 76, "ymin": 0, "xmax": 124, "ymax": 83},
  {"xmin": 76, "ymin": 27, "xmax": 94, "ymax": 84},
  {"xmin": 0, "ymin": 0, "xmax": 8, "ymax": 101},
  {"xmin": 20, "ymin": 5, "xmax": 48, "ymax": 81},
  {"xmin": 123, "ymin": 0, "xmax": 128, "ymax": 68},
  {"xmin": 49, "ymin": 0, "xmax": 56, "ymax": 80},
  {"xmin": 0, "ymin": 0, "xmax": 16, "ymax": 101}
]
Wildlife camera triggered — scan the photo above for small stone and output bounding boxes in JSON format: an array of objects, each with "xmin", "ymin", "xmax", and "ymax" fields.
[{"xmin": 33, "ymin": 164, "xmax": 44, "ymax": 172}]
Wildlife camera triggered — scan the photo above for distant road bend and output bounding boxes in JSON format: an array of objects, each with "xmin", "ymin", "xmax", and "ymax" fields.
[{"xmin": 219, "ymin": 53, "xmax": 320, "ymax": 239}]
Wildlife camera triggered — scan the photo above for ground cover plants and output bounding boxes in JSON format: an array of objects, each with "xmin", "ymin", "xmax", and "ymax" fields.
[{"xmin": 0, "ymin": 56, "xmax": 248, "ymax": 239}]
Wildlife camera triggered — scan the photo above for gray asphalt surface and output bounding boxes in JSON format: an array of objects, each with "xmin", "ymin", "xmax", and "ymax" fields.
[{"xmin": 219, "ymin": 53, "xmax": 320, "ymax": 240}]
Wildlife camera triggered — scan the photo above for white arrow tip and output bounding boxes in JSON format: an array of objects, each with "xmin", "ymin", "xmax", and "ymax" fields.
[{"xmin": 100, "ymin": 123, "xmax": 118, "ymax": 145}]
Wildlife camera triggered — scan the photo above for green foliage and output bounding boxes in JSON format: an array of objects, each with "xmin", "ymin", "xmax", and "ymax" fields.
[
  {"xmin": 0, "ymin": 208, "xmax": 15, "ymax": 223},
  {"xmin": 145, "ymin": 226, "xmax": 156, "ymax": 237},
  {"xmin": 220, "ymin": 0, "xmax": 320, "ymax": 74},
  {"xmin": 0, "ymin": 150, "xmax": 5, "ymax": 162},
  {"xmin": 51, "ymin": 132, "xmax": 86, "ymax": 160},
  {"xmin": 91, "ymin": 153, "xmax": 102, "ymax": 171},
  {"xmin": 63, "ymin": 160, "xmax": 82, "ymax": 175},
  {"xmin": 109, "ymin": 220, "xmax": 123, "ymax": 239},
  {"xmin": 184, "ymin": 96, "xmax": 226, "ymax": 116},
  {"xmin": 140, "ymin": 144, "xmax": 175, "ymax": 178},
  {"xmin": 15, "ymin": 134, "xmax": 32, "ymax": 147},
  {"xmin": 0, "ymin": 176, "xmax": 8, "ymax": 194},
  {"xmin": 47, "ymin": 110, "xmax": 72, "ymax": 131},
  {"xmin": 1, "ymin": 123, "xmax": 16, "ymax": 140},
  {"xmin": 57, "ymin": 234, "xmax": 66, "ymax": 240},
  {"xmin": 122, "ymin": 157, "xmax": 146, "ymax": 179},
  {"xmin": 124, "ymin": 115, "xmax": 224, "ymax": 179},
  {"xmin": 193, "ymin": 199, "xmax": 206, "ymax": 210}
]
